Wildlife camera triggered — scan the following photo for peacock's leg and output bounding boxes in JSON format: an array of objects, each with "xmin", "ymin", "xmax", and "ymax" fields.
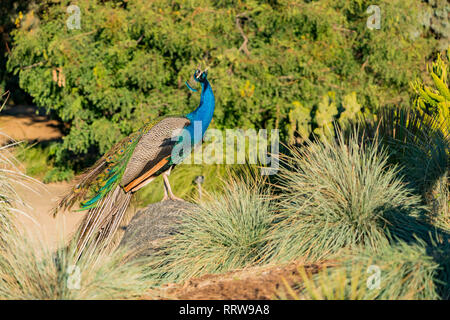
[
  {"xmin": 162, "ymin": 178, "xmax": 170, "ymax": 201},
  {"xmin": 162, "ymin": 170, "xmax": 184, "ymax": 202}
]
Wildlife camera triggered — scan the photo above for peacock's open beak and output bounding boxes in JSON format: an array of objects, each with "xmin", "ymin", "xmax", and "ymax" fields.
[
  {"xmin": 195, "ymin": 68, "xmax": 202, "ymax": 79},
  {"xmin": 185, "ymin": 66, "xmax": 208, "ymax": 92}
]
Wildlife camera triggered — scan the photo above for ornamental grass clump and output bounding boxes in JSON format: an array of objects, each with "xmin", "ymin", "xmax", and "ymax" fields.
[
  {"xmin": 279, "ymin": 240, "xmax": 443, "ymax": 300},
  {"xmin": 268, "ymin": 130, "xmax": 430, "ymax": 262},
  {"xmin": 147, "ymin": 175, "xmax": 274, "ymax": 284}
]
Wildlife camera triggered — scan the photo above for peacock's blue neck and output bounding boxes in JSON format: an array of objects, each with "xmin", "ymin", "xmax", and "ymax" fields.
[{"xmin": 185, "ymin": 79, "xmax": 215, "ymax": 144}]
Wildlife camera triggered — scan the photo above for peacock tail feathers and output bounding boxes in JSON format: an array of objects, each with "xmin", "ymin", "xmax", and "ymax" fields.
[
  {"xmin": 78, "ymin": 134, "xmax": 140, "ymax": 211},
  {"xmin": 54, "ymin": 115, "xmax": 176, "ymax": 216},
  {"xmin": 75, "ymin": 185, "xmax": 132, "ymax": 260}
]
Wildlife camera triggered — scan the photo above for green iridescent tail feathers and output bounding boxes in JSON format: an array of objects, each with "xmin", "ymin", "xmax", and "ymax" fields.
[{"xmin": 53, "ymin": 117, "xmax": 167, "ymax": 216}]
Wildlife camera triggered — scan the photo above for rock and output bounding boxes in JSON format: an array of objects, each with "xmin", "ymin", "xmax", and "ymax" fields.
[{"xmin": 119, "ymin": 200, "xmax": 196, "ymax": 258}]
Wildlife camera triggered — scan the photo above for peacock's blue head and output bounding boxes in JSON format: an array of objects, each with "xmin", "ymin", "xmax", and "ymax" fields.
[
  {"xmin": 185, "ymin": 68, "xmax": 209, "ymax": 92},
  {"xmin": 194, "ymin": 68, "xmax": 208, "ymax": 83}
]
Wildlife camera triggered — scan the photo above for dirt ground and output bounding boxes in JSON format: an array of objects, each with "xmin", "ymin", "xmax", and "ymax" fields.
[
  {"xmin": 0, "ymin": 105, "xmax": 62, "ymax": 144},
  {"xmin": 12, "ymin": 181, "xmax": 85, "ymax": 249},
  {"xmin": 144, "ymin": 262, "xmax": 321, "ymax": 300}
]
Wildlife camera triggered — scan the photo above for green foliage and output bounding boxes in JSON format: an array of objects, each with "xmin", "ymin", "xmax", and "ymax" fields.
[
  {"xmin": 288, "ymin": 91, "xmax": 363, "ymax": 143},
  {"xmin": 134, "ymin": 163, "xmax": 228, "ymax": 206},
  {"xmin": 412, "ymin": 46, "xmax": 450, "ymax": 130},
  {"xmin": 43, "ymin": 166, "xmax": 74, "ymax": 183},
  {"xmin": 280, "ymin": 240, "xmax": 444, "ymax": 300},
  {"xmin": 339, "ymin": 91, "xmax": 362, "ymax": 126},
  {"xmin": 267, "ymin": 130, "xmax": 431, "ymax": 262},
  {"xmin": 312, "ymin": 93, "xmax": 338, "ymax": 140},
  {"xmin": 424, "ymin": 0, "xmax": 449, "ymax": 51},
  {"xmin": 146, "ymin": 174, "xmax": 274, "ymax": 284},
  {"xmin": 287, "ymin": 101, "xmax": 311, "ymax": 144},
  {"xmin": 0, "ymin": 1, "xmax": 34, "ymax": 104},
  {"xmin": 14, "ymin": 143, "xmax": 74, "ymax": 182},
  {"xmin": 7, "ymin": 0, "xmax": 438, "ymax": 165},
  {"xmin": 15, "ymin": 143, "xmax": 48, "ymax": 177}
]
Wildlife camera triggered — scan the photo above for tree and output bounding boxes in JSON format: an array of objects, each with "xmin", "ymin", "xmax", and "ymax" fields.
[{"xmin": 7, "ymin": 0, "xmax": 439, "ymax": 168}]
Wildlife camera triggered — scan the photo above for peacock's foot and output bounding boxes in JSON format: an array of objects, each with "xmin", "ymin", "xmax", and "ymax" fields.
[
  {"xmin": 171, "ymin": 195, "xmax": 185, "ymax": 202},
  {"xmin": 162, "ymin": 194, "xmax": 185, "ymax": 202}
]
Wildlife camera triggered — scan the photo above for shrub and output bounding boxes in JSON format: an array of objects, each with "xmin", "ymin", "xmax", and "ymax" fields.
[
  {"xmin": 0, "ymin": 232, "xmax": 152, "ymax": 299},
  {"xmin": 147, "ymin": 174, "xmax": 274, "ymax": 284},
  {"xmin": 0, "ymin": 0, "xmax": 33, "ymax": 104},
  {"xmin": 410, "ymin": 47, "xmax": 449, "ymax": 228},
  {"xmin": 267, "ymin": 130, "xmax": 431, "ymax": 262},
  {"xmin": 412, "ymin": 46, "xmax": 450, "ymax": 129},
  {"xmin": 358, "ymin": 106, "xmax": 449, "ymax": 230}
]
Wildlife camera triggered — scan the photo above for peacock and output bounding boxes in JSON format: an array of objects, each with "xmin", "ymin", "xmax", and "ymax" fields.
[{"xmin": 54, "ymin": 68, "xmax": 215, "ymax": 259}]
